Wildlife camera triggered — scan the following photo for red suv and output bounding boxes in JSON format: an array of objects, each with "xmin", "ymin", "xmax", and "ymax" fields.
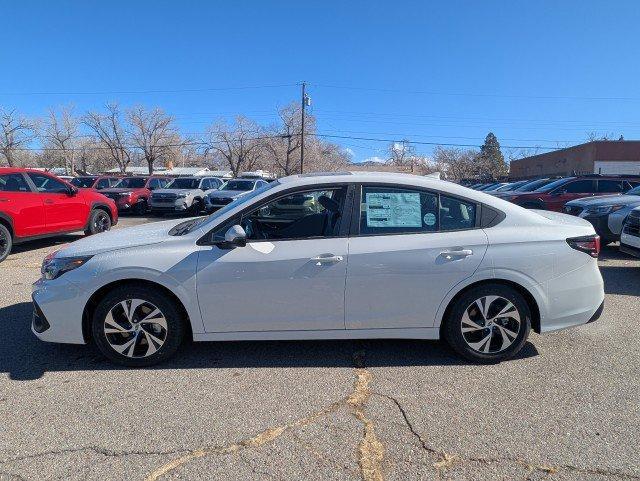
[
  {"xmin": 0, "ymin": 168, "xmax": 118, "ymax": 262},
  {"xmin": 99, "ymin": 176, "xmax": 171, "ymax": 214},
  {"xmin": 508, "ymin": 175, "xmax": 640, "ymax": 211}
]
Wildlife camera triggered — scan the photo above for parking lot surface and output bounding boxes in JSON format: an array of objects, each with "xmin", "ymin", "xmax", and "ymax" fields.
[{"xmin": 1, "ymin": 215, "xmax": 639, "ymax": 481}]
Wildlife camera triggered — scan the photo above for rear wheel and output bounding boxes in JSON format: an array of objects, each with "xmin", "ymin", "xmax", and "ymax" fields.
[
  {"xmin": 91, "ymin": 285, "xmax": 185, "ymax": 367},
  {"xmin": 0, "ymin": 224, "xmax": 12, "ymax": 263},
  {"xmin": 443, "ymin": 284, "xmax": 531, "ymax": 363},
  {"xmin": 133, "ymin": 199, "xmax": 148, "ymax": 215},
  {"xmin": 84, "ymin": 209, "xmax": 112, "ymax": 235}
]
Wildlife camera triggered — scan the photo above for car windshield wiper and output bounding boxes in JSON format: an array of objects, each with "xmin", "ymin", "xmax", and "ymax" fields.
[{"xmin": 169, "ymin": 217, "xmax": 206, "ymax": 236}]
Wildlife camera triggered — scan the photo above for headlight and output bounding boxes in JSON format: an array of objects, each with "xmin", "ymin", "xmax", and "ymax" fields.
[
  {"xmin": 41, "ymin": 254, "xmax": 93, "ymax": 280},
  {"xmin": 584, "ymin": 205, "xmax": 624, "ymax": 216}
]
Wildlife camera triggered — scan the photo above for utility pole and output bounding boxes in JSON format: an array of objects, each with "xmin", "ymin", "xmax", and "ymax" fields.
[{"xmin": 300, "ymin": 81, "xmax": 306, "ymax": 174}]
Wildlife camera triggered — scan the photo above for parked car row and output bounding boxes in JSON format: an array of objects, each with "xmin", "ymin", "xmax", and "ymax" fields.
[{"xmin": 467, "ymin": 173, "xmax": 640, "ymax": 249}]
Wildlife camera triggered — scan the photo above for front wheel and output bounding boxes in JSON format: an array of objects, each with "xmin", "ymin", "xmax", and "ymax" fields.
[
  {"xmin": 442, "ymin": 284, "xmax": 531, "ymax": 363},
  {"xmin": 133, "ymin": 199, "xmax": 148, "ymax": 215},
  {"xmin": 84, "ymin": 209, "xmax": 112, "ymax": 235},
  {"xmin": 0, "ymin": 224, "xmax": 12, "ymax": 263},
  {"xmin": 91, "ymin": 286, "xmax": 185, "ymax": 367}
]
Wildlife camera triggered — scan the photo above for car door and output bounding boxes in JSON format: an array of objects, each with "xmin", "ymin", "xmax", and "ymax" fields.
[
  {"xmin": 27, "ymin": 172, "xmax": 89, "ymax": 233},
  {"xmin": 196, "ymin": 185, "xmax": 351, "ymax": 332},
  {"xmin": 0, "ymin": 173, "xmax": 45, "ymax": 237},
  {"xmin": 345, "ymin": 185, "xmax": 488, "ymax": 330},
  {"xmin": 547, "ymin": 179, "xmax": 596, "ymax": 211}
]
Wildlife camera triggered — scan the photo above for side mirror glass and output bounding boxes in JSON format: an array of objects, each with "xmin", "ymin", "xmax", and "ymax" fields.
[{"xmin": 223, "ymin": 225, "xmax": 247, "ymax": 248}]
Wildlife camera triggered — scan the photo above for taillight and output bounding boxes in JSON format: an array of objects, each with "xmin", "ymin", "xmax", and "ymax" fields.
[{"xmin": 566, "ymin": 235, "xmax": 600, "ymax": 258}]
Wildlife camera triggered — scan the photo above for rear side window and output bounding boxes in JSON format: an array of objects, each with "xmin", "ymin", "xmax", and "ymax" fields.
[
  {"xmin": 561, "ymin": 180, "xmax": 596, "ymax": 193},
  {"xmin": 597, "ymin": 180, "xmax": 625, "ymax": 193},
  {"xmin": 439, "ymin": 195, "xmax": 477, "ymax": 231},
  {"xmin": 0, "ymin": 173, "xmax": 30, "ymax": 192}
]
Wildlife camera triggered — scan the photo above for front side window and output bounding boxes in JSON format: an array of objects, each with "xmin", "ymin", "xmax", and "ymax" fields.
[
  {"xmin": 0, "ymin": 173, "xmax": 30, "ymax": 192},
  {"xmin": 27, "ymin": 173, "xmax": 68, "ymax": 193},
  {"xmin": 239, "ymin": 188, "xmax": 346, "ymax": 241},
  {"xmin": 359, "ymin": 186, "xmax": 477, "ymax": 235}
]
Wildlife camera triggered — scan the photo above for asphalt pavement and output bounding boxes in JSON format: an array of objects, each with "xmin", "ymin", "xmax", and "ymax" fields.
[{"xmin": 0, "ymin": 215, "xmax": 638, "ymax": 481}]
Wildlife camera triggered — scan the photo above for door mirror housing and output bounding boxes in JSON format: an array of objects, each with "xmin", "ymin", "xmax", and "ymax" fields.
[{"xmin": 220, "ymin": 225, "xmax": 247, "ymax": 248}]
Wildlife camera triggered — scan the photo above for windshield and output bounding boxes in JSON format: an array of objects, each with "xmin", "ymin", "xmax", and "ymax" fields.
[
  {"xmin": 514, "ymin": 178, "xmax": 552, "ymax": 192},
  {"xmin": 483, "ymin": 183, "xmax": 504, "ymax": 191},
  {"xmin": 167, "ymin": 178, "xmax": 200, "ymax": 189},
  {"xmin": 172, "ymin": 181, "xmax": 279, "ymax": 235},
  {"xmin": 534, "ymin": 177, "xmax": 573, "ymax": 192},
  {"xmin": 113, "ymin": 177, "xmax": 146, "ymax": 188},
  {"xmin": 496, "ymin": 181, "xmax": 526, "ymax": 192},
  {"xmin": 71, "ymin": 177, "xmax": 97, "ymax": 187},
  {"xmin": 222, "ymin": 180, "xmax": 255, "ymax": 191}
]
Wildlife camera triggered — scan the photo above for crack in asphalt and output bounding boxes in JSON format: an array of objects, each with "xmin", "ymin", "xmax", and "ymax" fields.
[{"xmin": 374, "ymin": 391, "xmax": 640, "ymax": 480}]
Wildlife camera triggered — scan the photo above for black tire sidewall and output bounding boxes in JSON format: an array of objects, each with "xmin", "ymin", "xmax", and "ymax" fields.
[
  {"xmin": 134, "ymin": 199, "xmax": 147, "ymax": 215},
  {"xmin": 0, "ymin": 224, "xmax": 12, "ymax": 263},
  {"xmin": 86, "ymin": 209, "xmax": 112, "ymax": 235},
  {"xmin": 443, "ymin": 284, "xmax": 531, "ymax": 363},
  {"xmin": 91, "ymin": 285, "xmax": 185, "ymax": 367}
]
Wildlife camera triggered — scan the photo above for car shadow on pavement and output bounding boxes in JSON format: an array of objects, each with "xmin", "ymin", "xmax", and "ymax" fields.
[
  {"xmin": 1, "ymin": 301, "xmax": 539, "ymax": 381},
  {"xmin": 598, "ymin": 245, "xmax": 640, "ymax": 296},
  {"xmin": 10, "ymin": 234, "xmax": 84, "ymax": 255}
]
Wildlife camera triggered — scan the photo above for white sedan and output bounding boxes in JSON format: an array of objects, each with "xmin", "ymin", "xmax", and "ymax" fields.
[{"xmin": 32, "ymin": 172, "xmax": 605, "ymax": 366}]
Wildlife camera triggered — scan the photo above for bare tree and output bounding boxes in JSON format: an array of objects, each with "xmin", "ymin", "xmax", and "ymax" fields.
[
  {"xmin": 0, "ymin": 109, "xmax": 36, "ymax": 167},
  {"xmin": 432, "ymin": 146, "xmax": 479, "ymax": 181},
  {"xmin": 205, "ymin": 116, "xmax": 262, "ymax": 176},
  {"xmin": 128, "ymin": 106, "xmax": 178, "ymax": 174},
  {"xmin": 41, "ymin": 106, "xmax": 79, "ymax": 174},
  {"xmin": 83, "ymin": 103, "xmax": 131, "ymax": 173}
]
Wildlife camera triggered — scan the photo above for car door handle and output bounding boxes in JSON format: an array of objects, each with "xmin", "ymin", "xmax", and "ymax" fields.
[
  {"xmin": 311, "ymin": 254, "xmax": 344, "ymax": 265},
  {"xmin": 440, "ymin": 249, "xmax": 473, "ymax": 260},
  {"xmin": 43, "ymin": 199, "xmax": 54, "ymax": 205}
]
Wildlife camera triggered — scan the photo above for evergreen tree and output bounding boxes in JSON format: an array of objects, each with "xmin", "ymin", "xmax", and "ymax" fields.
[{"xmin": 477, "ymin": 132, "xmax": 507, "ymax": 179}]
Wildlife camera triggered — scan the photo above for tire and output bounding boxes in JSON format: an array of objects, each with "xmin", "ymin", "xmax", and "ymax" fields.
[
  {"xmin": 133, "ymin": 199, "xmax": 148, "ymax": 215},
  {"xmin": 0, "ymin": 224, "xmax": 12, "ymax": 263},
  {"xmin": 190, "ymin": 198, "xmax": 203, "ymax": 215},
  {"xmin": 442, "ymin": 283, "xmax": 532, "ymax": 364},
  {"xmin": 84, "ymin": 209, "xmax": 112, "ymax": 235},
  {"xmin": 91, "ymin": 285, "xmax": 186, "ymax": 367}
]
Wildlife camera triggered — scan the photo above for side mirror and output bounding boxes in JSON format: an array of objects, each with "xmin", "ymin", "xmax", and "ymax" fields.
[
  {"xmin": 67, "ymin": 186, "xmax": 78, "ymax": 196},
  {"xmin": 222, "ymin": 225, "xmax": 247, "ymax": 248}
]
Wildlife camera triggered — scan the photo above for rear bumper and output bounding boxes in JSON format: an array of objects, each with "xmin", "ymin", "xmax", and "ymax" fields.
[{"xmin": 541, "ymin": 259, "xmax": 605, "ymax": 333}]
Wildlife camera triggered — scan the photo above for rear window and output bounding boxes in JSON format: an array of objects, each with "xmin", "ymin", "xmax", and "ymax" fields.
[
  {"xmin": 222, "ymin": 180, "xmax": 255, "ymax": 191},
  {"xmin": 535, "ymin": 178, "xmax": 573, "ymax": 192}
]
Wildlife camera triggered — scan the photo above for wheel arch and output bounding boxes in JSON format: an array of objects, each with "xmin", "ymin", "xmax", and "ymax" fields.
[
  {"xmin": 437, "ymin": 278, "xmax": 542, "ymax": 335},
  {"xmin": 0, "ymin": 213, "xmax": 14, "ymax": 238},
  {"xmin": 82, "ymin": 279, "xmax": 193, "ymax": 343},
  {"xmin": 90, "ymin": 202, "xmax": 114, "ymax": 222}
]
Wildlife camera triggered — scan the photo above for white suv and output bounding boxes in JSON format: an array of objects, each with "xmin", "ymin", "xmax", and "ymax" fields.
[
  {"xmin": 32, "ymin": 172, "xmax": 605, "ymax": 366},
  {"xmin": 150, "ymin": 176, "xmax": 224, "ymax": 214}
]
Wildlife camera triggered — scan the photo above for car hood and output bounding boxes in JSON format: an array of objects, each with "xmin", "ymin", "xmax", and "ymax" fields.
[
  {"xmin": 565, "ymin": 194, "xmax": 640, "ymax": 207},
  {"xmin": 152, "ymin": 188, "xmax": 196, "ymax": 196},
  {"xmin": 55, "ymin": 218, "xmax": 187, "ymax": 257},
  {"xmin": 208, "ymin": 190, "xmax": 248, "ymax": 198},
  {"xmin": 99, "ymin": 187, "xmax": 143, "ymax": 194}
]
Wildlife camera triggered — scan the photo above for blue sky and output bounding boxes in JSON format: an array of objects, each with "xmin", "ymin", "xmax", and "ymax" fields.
[{"xmin": 1, "ymin": 0, "xmax": 640, "ymax": 163}]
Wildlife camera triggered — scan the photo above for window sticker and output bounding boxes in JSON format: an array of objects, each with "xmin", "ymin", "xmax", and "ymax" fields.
[
  {"xmin": 365, "ymin": 192, "xmax": 422, "ymax": 228},
  {"xmin": 423, "ymin": 212, "xmax": 436, "ymax": 226}
]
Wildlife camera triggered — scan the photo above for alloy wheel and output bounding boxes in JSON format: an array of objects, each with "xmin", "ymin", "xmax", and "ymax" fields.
[
  {"xmin": 94, "ymin": 211, "xmax": 110, "ymax": 233},
  {"xmin": 103, "ymin": 299, "xmax": 168, "ymax": 358},
  {"xmin": 460, "ymin": 295, "xmax": 521, "ymax": 354}
]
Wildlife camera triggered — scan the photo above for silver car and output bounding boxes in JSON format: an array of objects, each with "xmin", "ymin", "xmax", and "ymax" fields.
[
  {"xmin": 32, "ymin": 172, "xmax": 604, "ymax": 367},
  {"xmin": 205, "ymin": 178, "xmax": 269, "ymax": 212},
  {"xmin": 563, "ymin": 183, "xmax": 640, "ymax": 243},
  {"xmin": 150, "ymin": 176, "xmax": 224, "ymax": 214}
]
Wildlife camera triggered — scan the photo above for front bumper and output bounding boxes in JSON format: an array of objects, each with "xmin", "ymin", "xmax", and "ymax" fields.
[
  {"xmin": 150, "ymin": 200, "xmax": 189, "ymax": 212},
  {"xmin": 31, "ymin": 277, "xmax": 87, "ymax": 344},
  {"xmin": 620, "ymin": 230, "xmax": 640, "ymax": 258}
]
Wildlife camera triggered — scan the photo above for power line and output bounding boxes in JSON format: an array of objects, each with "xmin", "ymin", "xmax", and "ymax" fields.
[
  {"xmin": 310, "ymin": 83, "xmax": 640, "ymax": 102},
  {"xmin": 0, "ymin": 83, "xmax": 300, "ymax": 96}
]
